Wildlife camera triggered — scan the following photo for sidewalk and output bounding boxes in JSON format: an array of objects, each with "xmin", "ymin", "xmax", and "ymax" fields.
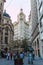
[
  {"xmin": 0, "ymin": 58, "xmax": 14, "ymax": 65},
  {"xmin": 35, "ymin": 56, "xmax": 43, "ymax": 60}
]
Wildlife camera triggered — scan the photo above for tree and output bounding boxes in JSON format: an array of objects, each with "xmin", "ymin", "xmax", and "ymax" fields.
[{"xmin": 21, "ymin": 38, "xmax": 28, "ymax": 52}]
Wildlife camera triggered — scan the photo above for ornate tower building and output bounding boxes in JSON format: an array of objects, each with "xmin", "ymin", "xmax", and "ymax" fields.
[{"xmin": 0, "ymin": 0, "xmax": 6, "ymax": 49}]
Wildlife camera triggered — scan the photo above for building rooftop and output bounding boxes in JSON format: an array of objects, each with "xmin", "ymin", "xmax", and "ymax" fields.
[
  {"xmin": 3, "ymin": 10, "xmax": 10, "ymax": 18},
  {"xmin": 19, "ymin": 8, "xmax": 25, "ymax": 16}
]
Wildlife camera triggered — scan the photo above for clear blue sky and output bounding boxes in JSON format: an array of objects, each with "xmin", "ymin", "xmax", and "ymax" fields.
[{"xmin": 4, "ymin": 0, "xmax": 31, "ymax": 22}]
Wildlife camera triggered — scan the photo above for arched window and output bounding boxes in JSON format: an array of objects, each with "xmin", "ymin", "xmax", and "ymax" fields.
[
  {"xmin": 5, "ymin": 27, "xmax": 8, "ymax": 35},
  {"xmin": 37, "ymin": 39, "xmax": 39, "ymax": 48},
  {"xmin": 0, "ymin": 14, "xmax": 1, "ymax": 24}
]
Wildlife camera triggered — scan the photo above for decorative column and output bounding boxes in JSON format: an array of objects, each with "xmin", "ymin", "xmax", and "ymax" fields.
[
  {"xmin": 8, "ymin": 30, "xmax": 10, "ymax": 48},
  {"xmin": 36, "ymin": 39, "xmax": 38, "ymax": 57},
  {"xmin": 3, "ymin": 29, "xmax": 5, "ymax": 44}
]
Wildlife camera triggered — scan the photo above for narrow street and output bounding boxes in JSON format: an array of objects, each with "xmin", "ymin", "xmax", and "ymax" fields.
[
  {"xmin": 0, "ymin": 58, "xmax": 14, "ymax": 65},
  {"xmin": 0, "ymin": 57, "xmax": 43, "ymax": 65}
]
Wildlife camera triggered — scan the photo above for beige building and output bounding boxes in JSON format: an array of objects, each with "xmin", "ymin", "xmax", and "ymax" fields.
[
  {"xmin": 0, "ymin": 0, "xmax": 14, "ymax": 52},
  {"xmin": 37, "ymin": 0, "xmax": 43, "ymax": 58},
  {"xmin": 13, "ymin": 9, "xmax": 29, "ymax": 50},
  {"xmin": 1, "ymin": 11, "xmax": 14, "ymax": 51},
  {"xmin": 31, "ymin": 0, "xmax": 40, "ymax": 57},
  {"xmin": 0, "ymin": 0, "xmax": 6, "ymax": 50}
]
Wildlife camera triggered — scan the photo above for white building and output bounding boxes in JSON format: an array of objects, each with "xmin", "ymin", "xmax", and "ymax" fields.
[
  {"xmin": 14, "ymin": 9, "xmax": 29, "ymax": 47},
  {"xmin": 37, "ymin": 0, "xmax": 43, "ymax": 58}
]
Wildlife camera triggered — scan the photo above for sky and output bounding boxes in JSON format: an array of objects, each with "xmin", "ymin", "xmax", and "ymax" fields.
[{"xmin": 4, "ymin": 0, "xmax": 31, "ymax": 23}]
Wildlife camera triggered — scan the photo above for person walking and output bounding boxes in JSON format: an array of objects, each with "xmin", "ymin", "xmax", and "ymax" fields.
[
  {"xmin": 20, "ymin": 52, "xmax": 24, "ymax": 59},
  {"xmin": 7, "ymin": 52, "xmax": 10, "ymax": 60},
  {"xmin": 28, "ymin": 52, "xmax": 33, "ymax": 64},
  {"xmin": 20, "ymin": 52, "xmax": 24, "ymax": 64},
  {"xmin": 10, "ymin": 52, "xmax": 13, "ymax": 60},
  {"xmin": 13, "ymin": 53, "xmax": 16, "ymax": 60}
]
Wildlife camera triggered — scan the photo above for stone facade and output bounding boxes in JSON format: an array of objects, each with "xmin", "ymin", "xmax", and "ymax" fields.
[
  {"xmin": 37, "ymin": 0, "xmax": 43, "ymax": 58},
  {"xmin": 13, "ymin": 9, "xmax": 29, "ymax": 51},
  {"xmin": 28, "ymin": 12, "xmax": 32, "ymax": 46},
  {"xmin": 0, "ymin": 0, "xmax": 6, "ymax": 50},
  {"xmin": 0, "ymin": 0, "xmax": 14, "ymax": 52},
  {"xmin": 31, "ymin": 0, "xmax": 40, "ymax": 57},
  {"xmin": 1, "ymin": 11, "xmax": 14, "ymax": 51}
]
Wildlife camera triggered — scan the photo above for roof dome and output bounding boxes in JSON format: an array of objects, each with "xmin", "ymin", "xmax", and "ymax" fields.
[{"xmin": 3, "ymin": 10, "xmax": 10, "ymax": 18}]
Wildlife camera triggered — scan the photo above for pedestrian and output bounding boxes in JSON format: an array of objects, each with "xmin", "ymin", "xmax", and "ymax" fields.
[
  {"xmin": 16, "ymin": 52, "xmax": 20, "ymax": 58},
  {"xmin": 28, "ymin": 52, "xmax": 33, "ymax": 64},
  {"xmin": 19, "ymin": 52, "xmax": 24, "ymax": 64},
  {"xmin": 20, "ymin": 52, "xmax": 24, "ymax": 59},
  {"xmin": 7, "ymin": 52, "xmax": 10, "ymax": 60},
  {"xmin": 33, "ymin": 52, "xmax": 35, "ymax": 60},
  {"xmin": 13, "ymin": 53, "xmax": 16, "ymax": 60},
  {"xmin": 10, "ymin": 52, "xmax": 13, "ymax": 60}
]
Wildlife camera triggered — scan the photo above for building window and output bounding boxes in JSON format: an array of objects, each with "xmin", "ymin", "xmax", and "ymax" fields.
[
  {"xmin": 5, "ymin": 27, "xmax": 8, "ymax": 35},
  {"xmin": 42, "ymin": 46, "xmax": 43, "ymax": 54},
  {"xmin": 0, "ymin": 14, "xmax": 1, "ymax": 24},
  {"xmin": 7, "ymin": 21, "xmax": 9, "ymax": 23},
  {"xmin": 40, "ymin": 21, "xmax": 42, "ymax": 27},
  {"xmin": 0, "ymin": 27, "xmax": 1, "ymax": 31},
  {"xmin": 41, "ymin": 18, "xmax": 43, "ymax": 25},
  {"xmin": 39, "ymin": 4, "xmax": 42, "ymax": 15},
  {"xmin": 1, "ymin": 36, "xmax": 3, "ymax": 44},
  {"xmin": 35, "ymin": 41, "xmax": 36, "ymax": 49},
  {"xmin": 5, "ymin": 37, "xmax": 8, "ymax": 44},
  {"xmin": 20, "ymin": 18, "xmax": 23, "ymax": 20},
  {"xmin": 39, "ymin": 0, "xmax": 42, "ymax": 3},
  {"xmin": 40, "ymin": 17, "xmax": 43, "ymax": 27},
  {"xmin": 1, "ymin": 3, "xmax": 2, "ymax": 6},
  {"xmin": 37, "ymin": 39, "xmax": 39, "ymax": 48}
]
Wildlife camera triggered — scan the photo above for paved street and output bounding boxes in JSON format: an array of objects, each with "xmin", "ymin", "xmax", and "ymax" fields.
[
  {"xmin": 24, "ymin": 57, "xmax": 43, "ymax": 65},
  {"xmin": 0, "ymin": 57, "xmax": 43, "ymax": 65},
  {"xmin": 0, "ymin": 58, "xmax": 14, "ymax": 65}
]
